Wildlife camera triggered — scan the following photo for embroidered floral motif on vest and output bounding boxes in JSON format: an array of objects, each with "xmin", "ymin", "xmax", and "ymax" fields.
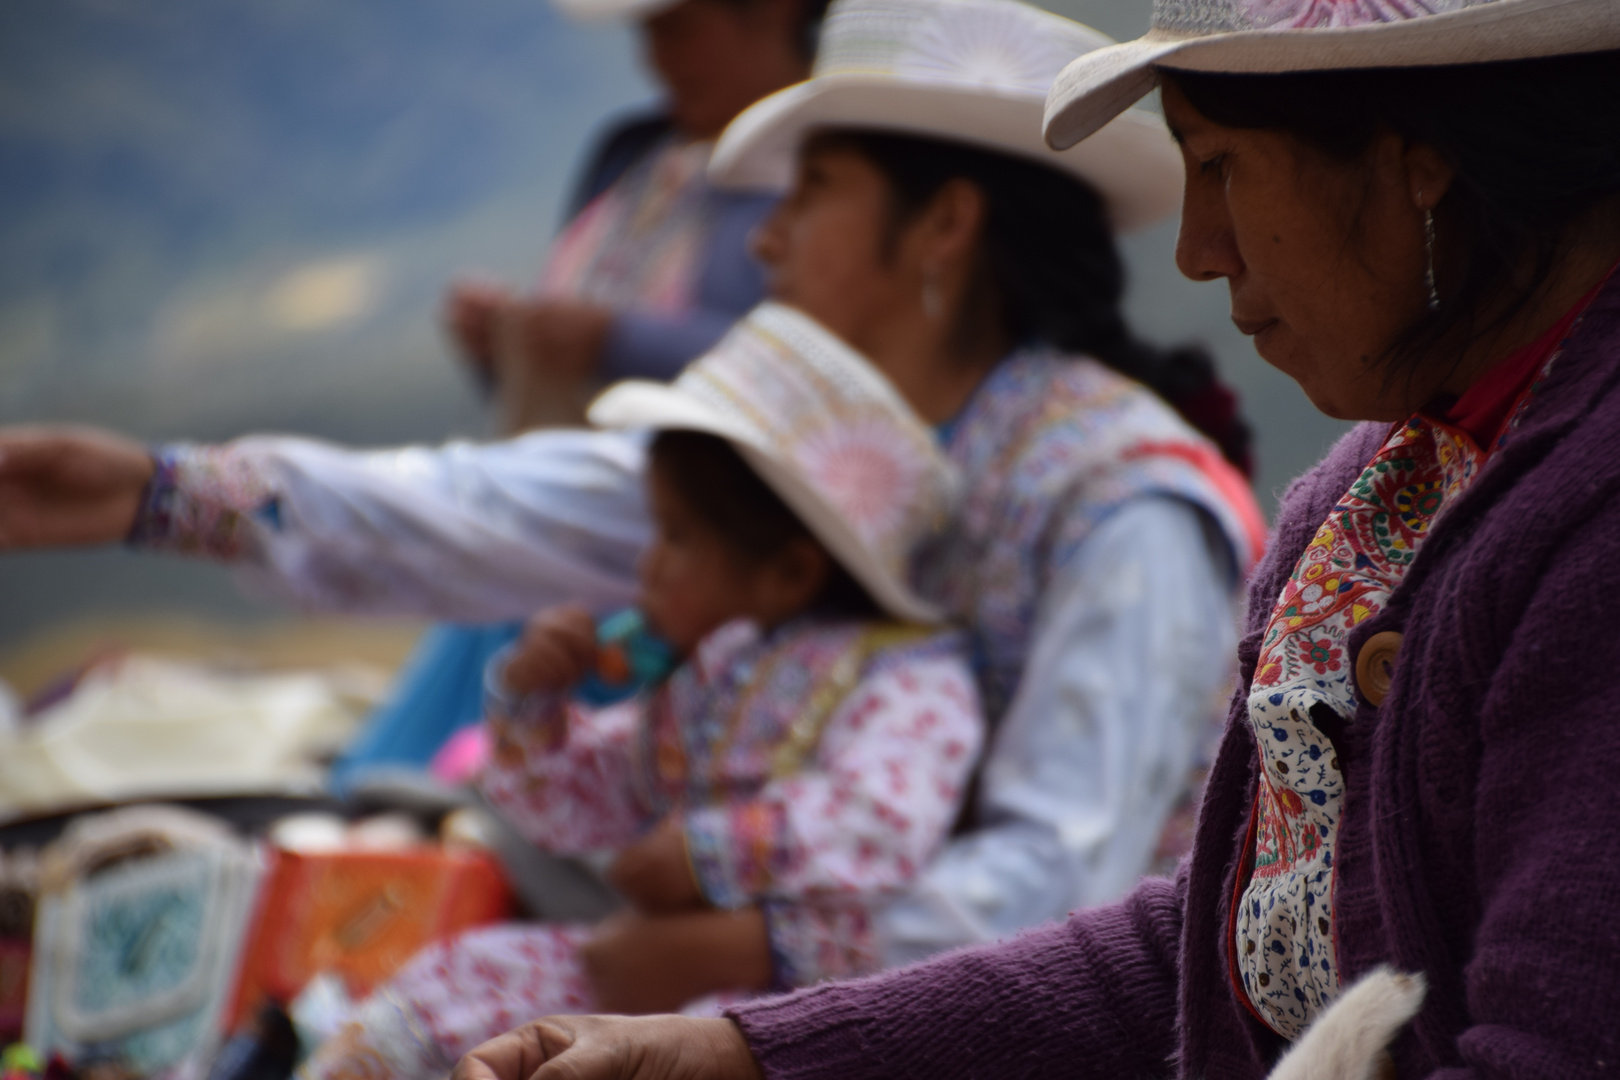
[
  {"xmin": 911, "ymin": 351, "xmax": 1262, "ymax": 721},
  {"xmin": 539, "ymin": 137, "xmax": 713, "ymax": 314}
]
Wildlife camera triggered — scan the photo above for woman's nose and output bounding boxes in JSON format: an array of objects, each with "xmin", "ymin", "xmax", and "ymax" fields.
[
  {"xmin": 1175, "ymin": 175, "xmax": 1243, "ymax": 285},
  {"xmin": 748, "ymin": 205, "xmax": 788, "ymax": 267}
]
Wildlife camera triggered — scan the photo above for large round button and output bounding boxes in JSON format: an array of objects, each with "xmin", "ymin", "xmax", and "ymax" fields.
[{"xmin": 1355, "ymin": 631, "xmax": 1404, "ymax": 707}]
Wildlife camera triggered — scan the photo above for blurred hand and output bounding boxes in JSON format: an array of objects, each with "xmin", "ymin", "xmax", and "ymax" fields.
[
  {"xmin": 443, "ymin": 277, "xmax": 514, "ymax": 378},
  {"xmin": 494, "ymin": 297, "xmax": 614, "ymax": 383},
  {"xmin": 454, "ymin": 1014, "xmax": 763, "ymax": 1080},
  {"xmin": 501, "ymin": 605, "xmax": 599, "ymax": 698},
  {"xmin": 0, "ymin": 426, "xmax": 155, "ymax": 550},
  {"xmin": 608, "ymin": 816, "xmax": 705, "ymax": 915},
  {"xmin": 582, "ymin": 908, "xmax": 771, "ymax": 1014},
  {"xmin": 485, "ymin": 297, "xmax": 614, "ymax": 433}
]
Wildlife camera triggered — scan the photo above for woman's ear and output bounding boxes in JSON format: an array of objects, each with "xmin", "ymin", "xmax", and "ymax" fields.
[
  {"xmin": 1404, "ymin": 140, "xmax": 1455, "ymax": 211},
  {"xmin": 755, "ymin": 537, "xmax": 833, "ymax": 624},
  {"xmin": 916, "ymin": 178, "xmax": 988, "ymax": 270}
]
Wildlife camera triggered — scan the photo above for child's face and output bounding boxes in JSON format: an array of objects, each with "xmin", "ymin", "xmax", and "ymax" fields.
[{"xmin": 637, "ymin": 465, "xmax": 772, "ymax": 654}]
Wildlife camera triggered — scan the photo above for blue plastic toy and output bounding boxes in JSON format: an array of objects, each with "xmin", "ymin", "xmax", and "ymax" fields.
[{"xmin": 575, "ymin": 609, "xmax": 677, "ymax": 706}]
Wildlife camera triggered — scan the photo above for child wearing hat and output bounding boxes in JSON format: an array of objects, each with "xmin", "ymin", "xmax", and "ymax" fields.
[{"xmin": 302, "ymin": 303, "xmax": 982, "ymax": 1080}]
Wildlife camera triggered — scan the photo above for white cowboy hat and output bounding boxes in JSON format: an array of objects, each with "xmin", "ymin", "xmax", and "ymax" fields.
[
  {"xmin": 1045, "ymin": 0, "xmax": 1620, "ymax": 151},
  {"xmin": 709, "ymin": 0, "xmax": 1183, "ymax": 233},
  {"xmin": 588, "ymin": 302, "xmax": 960, "ymax": 624}
]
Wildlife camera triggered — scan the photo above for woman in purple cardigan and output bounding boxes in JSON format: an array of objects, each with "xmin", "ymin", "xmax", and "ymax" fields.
[{"xmin": 449, "ymin": 1, "xmax": 1620, "ymax": 1077}]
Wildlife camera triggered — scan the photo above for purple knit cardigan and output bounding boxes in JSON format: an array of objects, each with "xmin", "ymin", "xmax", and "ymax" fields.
[{"xmin": 727, "ymin": 274, "xmax": 1620, "ymax": 1079}]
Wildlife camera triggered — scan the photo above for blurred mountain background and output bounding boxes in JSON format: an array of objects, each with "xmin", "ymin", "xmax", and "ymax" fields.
[{"xmin": 0, "ymin": 0, "xmax": 1350, "ymax": 667}]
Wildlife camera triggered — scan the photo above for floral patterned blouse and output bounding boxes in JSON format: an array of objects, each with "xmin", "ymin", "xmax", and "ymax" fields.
[{"xmin": 479, "ymin": 615, "xmax": 983, "ymax": 985}]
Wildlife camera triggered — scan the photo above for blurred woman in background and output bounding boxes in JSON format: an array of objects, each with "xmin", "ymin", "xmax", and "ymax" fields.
[{"xmin": 343, "ymin": 0, "xmax": 829, "ymax": 788}]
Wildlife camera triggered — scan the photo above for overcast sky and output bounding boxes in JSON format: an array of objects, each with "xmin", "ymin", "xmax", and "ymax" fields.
[{"xmin": 0, "ymin": 0, "xmax": 1350, "ymax": 649}]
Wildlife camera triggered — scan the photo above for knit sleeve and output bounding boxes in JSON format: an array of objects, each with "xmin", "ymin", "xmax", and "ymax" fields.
[{"xmin": 726, "ymin": 873, "xmax": 1186, "ymax": 1080}]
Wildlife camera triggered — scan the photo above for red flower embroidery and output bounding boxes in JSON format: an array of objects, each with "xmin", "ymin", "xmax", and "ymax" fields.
[{"xmin": 1301, "ymin": 637, "xmax": 1342, "ymax": 674}]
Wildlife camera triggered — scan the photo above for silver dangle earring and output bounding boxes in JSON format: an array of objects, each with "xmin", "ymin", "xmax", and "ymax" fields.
[
  {"xmin": 1423, "ymin": 205, "xmax": 1441, "ymax": 313},
  {"xmin": 922, "ymin": 268, "xmax": 943, "ymax": 320}
]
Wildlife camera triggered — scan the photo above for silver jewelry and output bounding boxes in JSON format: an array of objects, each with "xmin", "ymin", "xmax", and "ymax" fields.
[{"xmin": 1423, "ymin": 207, "xmax": 1440, "ymax": 312}]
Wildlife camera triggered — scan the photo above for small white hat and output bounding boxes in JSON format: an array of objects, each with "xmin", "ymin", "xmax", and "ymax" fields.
[
  {"xmin": 709, "ymin": 0, "xmax": 1184, "ymax": 233},
  {"xmin": 588, "ymin": 302, "xmax": 960, "ymax": 624},
  {"xmin": 1045, "ymin": 0, "xmax": 1620, "ymax": 151}
]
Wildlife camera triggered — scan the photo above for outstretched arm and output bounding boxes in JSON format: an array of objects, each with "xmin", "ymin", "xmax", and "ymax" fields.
[
  {"xmin": 0, "ymin": 423, "xmax": 652, "ymax": 621},
  {"xmin": 453, "ymin": 873, "xmax": 1186, "ymax": 1080}
]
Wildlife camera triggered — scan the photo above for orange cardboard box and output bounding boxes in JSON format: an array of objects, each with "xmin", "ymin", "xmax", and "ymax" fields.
[{"xmin": 230, "ymin": 847, "xmax": 512, "ymax": 1026}]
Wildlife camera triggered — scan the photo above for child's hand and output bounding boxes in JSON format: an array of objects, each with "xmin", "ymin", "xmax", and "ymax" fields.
[
  {"xmin": 501, "ymin": 606, "xmax": 599, "ymax": 697},
  {"xmin": 608, "ymin": 816, "xmax": 706, "ymax": 915}
]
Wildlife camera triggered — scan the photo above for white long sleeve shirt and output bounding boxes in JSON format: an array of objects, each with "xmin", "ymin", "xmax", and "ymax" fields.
[{"xmin": 135, "ymin": 354, "xmax": 1255, "ymax": 965}]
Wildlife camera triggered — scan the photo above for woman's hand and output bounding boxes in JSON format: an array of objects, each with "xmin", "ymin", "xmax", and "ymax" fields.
[
  {"xmin": 443, "ymin": 278, "xmax": 513, "ymax": 377},
  {"xmin": 501, "ymin": 606, "xmax": 600, "ymax": 698},
  {"xmin": 487, "ymin": 297, "xmax": 614, "ymax": 433},
  {"xmin": 495, "ymin": 297, "xmax": 614, "ymax": 383},
  {"xmin": 0, "ymin": 426, "xmax": 155, "ymax": 550},
  {"xmin": 454, "ymin": 1015, "xmax": 763, "ymax": 1080},
  {"xmin": 607, "ymin": 817, "xmax": 706, "ymax": 915},
  {"xmin": 582, "ymin": 908, "xmax": 772, "ymax": 1014}
]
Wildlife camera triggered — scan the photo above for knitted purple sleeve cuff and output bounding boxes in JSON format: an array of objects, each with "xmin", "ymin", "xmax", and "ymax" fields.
[{"xmin": 726, "ymin": 880, "xmax": 1186, "ymax": 1080}]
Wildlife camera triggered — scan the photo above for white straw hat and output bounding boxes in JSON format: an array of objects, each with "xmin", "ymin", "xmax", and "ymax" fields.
[
  {"xmin": 588, "ymin": 302, "xmax": 960, "ymax": 624},
  {"xmin": 1045, "ymin": 0, "xmax": 1620, "ymax": 151},
  {"xmin": 709, "ymin": 0, "xmax": 1184, "ymax": 232}
]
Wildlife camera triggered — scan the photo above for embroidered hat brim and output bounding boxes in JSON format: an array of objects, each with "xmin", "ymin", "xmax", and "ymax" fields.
[
  {"xmin": 588, "ymin": 304, "xmax": 957, "ymax": 625},
  {"xmin": 710, "ymin": 74, "xmax": 1182, "ymax": 233},
  {"xmin": 1044, "ymin": 0, "xmax": 1620, "ymax": 150}
]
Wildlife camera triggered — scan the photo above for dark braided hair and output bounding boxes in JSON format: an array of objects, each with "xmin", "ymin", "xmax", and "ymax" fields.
[
  {"xmin": 807, "ymin": 129, "xmax": 1254, "ymax": 476},
  {"xmin": 1167, "ymin": 51, "xmax": 1620, "ymax": 391}
]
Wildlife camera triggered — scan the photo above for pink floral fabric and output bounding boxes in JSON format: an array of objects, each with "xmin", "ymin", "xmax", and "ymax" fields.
[
  {"xmin": 126, "ymin": 445, "xmax": 278, "ymax": 558},
  {"xmin": 309, "ymin": 617, "xmax": 980, "ymax": 1080},
  {"xmin": 480, "ymin": 618, "xmax": 981, "ymax": 921}
]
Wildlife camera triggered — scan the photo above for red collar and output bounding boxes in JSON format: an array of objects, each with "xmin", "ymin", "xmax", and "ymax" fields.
[{"xmin": 1442, "ymin": 266, "xmax": 1617, "ymax": 448}]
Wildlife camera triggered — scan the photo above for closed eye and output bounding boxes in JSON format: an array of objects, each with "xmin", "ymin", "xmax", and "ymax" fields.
[{"xmin": 1198, "ymin": 153, "xmax": 1229, "ymax": 179}]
